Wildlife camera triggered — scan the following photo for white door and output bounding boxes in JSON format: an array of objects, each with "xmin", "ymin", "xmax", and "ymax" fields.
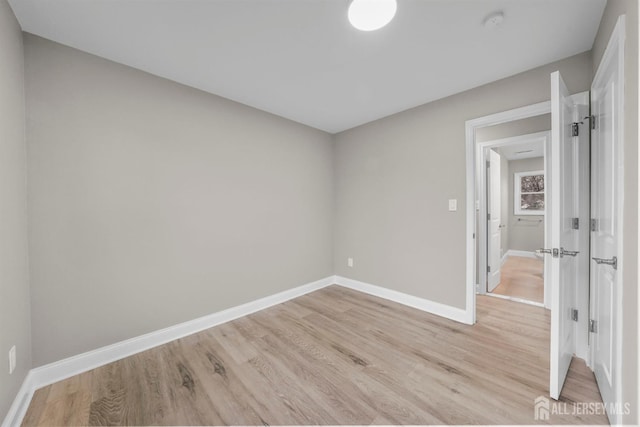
[
  {"xmin": 549, "ymin": 71, "xmax": 580, "ymax": 400},
  {"xmin": 487, "ymin": 149, "xmax": 502, "ymax": 292},
  {"xmin": 589, "ymin": 16, "xmax": 624, "ymax": 424}
]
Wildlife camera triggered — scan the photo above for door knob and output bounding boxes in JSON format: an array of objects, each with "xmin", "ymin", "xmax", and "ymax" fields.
[
  {"xmin": 592, "ymin": 256, "xmax": 617, "ymax": 270},
  {"xmin": 560, "ymin": 248, "xmax": 579, "ymax": 257}
]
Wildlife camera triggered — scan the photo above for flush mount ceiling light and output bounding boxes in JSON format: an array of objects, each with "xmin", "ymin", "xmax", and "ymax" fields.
[{"xmin": 348, "ymin": 0, "xmax": 397, "ymax": 31}]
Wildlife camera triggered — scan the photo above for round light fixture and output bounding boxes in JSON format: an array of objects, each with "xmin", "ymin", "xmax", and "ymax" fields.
[{"xmin": 348, "ymin": 0, "xmax": 397, "ymax": 31}]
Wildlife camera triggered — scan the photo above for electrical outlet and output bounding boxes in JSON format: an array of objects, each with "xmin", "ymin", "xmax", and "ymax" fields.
[
  {"xmin": 448, "ymin": 199, "xmax": 457, "ymax": 211},
  {"xmin": 347, "ymin": 257, "xmax": 354, "ymax": 267},
  {"xmin": 9, "ymin": 346, "xmax": 16, "ymax": 374}
]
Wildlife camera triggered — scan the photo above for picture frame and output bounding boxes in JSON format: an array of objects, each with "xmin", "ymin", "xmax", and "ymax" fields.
[{"xmin": 514, "ymin": 170, "xmax": 545, "ymax": 215}]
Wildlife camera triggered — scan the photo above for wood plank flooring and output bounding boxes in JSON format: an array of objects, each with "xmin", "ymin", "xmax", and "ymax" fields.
[
  {"xmin": 22, "ymin": 285, "xmax": 607, "ymax": 425},
  {"xmin": 492, "ymin": 256, "xmax": 545, "ymax": 303}
]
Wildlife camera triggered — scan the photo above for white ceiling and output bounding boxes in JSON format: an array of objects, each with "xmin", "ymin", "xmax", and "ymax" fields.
[{"xmin": 9, "ymin": 0, "xmax": 606, "ymax": 133}]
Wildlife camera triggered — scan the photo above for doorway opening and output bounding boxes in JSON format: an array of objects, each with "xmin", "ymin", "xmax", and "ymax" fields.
[
  {"xmin": 464, "ymin": 100, "xmax": 551, "ymax": 323},
  {"xmin": 477, "ymin": 128, "xmax": 550, "ymax": 308},
  {"xmin": 465, "ymin": 17, "xmax": 624, "ymax": 414}
]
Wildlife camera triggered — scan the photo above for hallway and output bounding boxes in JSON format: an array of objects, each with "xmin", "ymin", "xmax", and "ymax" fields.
[{"xmin": 492, "ymin": 256, "xmax": 544, "ymax": 304}]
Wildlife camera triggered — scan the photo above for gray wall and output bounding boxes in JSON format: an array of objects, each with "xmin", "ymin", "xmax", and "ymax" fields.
[
  {"xmin": 25, "ymin": 35, "xmax": 334, "ymax": 366},
  {"xmin": 476, "ymin": 114, "xmax": 551, "ymax": 143},
  {"xmin": 333, "ymin": 52, "xmax": 592, "ymax": 310},
  {"xmin": 592, "ymin": 1, "xmax": 638, "ymax": 423},
  {"xmin": 0, "ymin": 0, "xmax": 31, "ymax": 418},
  {"xmin": 508, "ymin": 157, "xmax": 545, "ymax": 252}
]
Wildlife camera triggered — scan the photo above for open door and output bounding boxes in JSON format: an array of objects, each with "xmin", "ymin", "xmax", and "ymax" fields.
[
  {"xmin": 548, "ymin": 71, "xmax": 580, "ymax": 400},
  {"xmin": 487, "ymin": 149, "xmax": 502, "ymax": 292},
  {"xmin": 589, "ymin": 16, "xmax": 624, "ymax": 425}
]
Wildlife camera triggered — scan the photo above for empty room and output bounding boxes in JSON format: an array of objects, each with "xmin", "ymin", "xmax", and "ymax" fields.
[{"xmin": 1, "ymin": 0, "xmax": 638, "ymax": 426}]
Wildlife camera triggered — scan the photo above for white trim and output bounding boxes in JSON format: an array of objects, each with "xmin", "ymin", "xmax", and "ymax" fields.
[
  {"xmin": 484, "ymin": 292, "xmax": 546, "ymax": 308},
  {"xmin": 467, "ymin": 104, "xmax": 551, "ymax": 323},
  {"xmin": 501, "ymin": 252, "xmax": 508, "ymax": 265},
  {"xmin": 476, "ymin": 131, "xmax": 550, "ymax": 149},
  {"xmin": 465, "ymin": 101, "xmax": 551, "ymax": 130},
  {"xmin": 505, "ymin": 249, "xmax": 538, "ymax": 259},
  {"xmin": 1, "ymin": 372, "xmax": 34, "ymax": 427},
  {"xmin": 571, "ymin": 98, "xmax": 591, "ymax": 363},
  {"xmin": 334, "ymin": 275, "xmax": 471, "ymax": 325}
]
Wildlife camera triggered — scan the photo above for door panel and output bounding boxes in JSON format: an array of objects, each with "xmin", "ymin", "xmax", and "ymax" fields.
[
  {"xmin": 549, "ymin": 71, "xmax": 578, "ymax": 400},
  {"xmin": 487, "ymin": 149, "xmax": 501, "ymax": 291},
  {"xmin": 590, "ymin": 23, "xmax": 623, "ymax": 421}
]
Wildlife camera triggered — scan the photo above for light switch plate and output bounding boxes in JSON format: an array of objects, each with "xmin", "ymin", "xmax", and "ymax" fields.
[
  {"xmin": 8, "ymin": 346, "xmax": 16, "ymax": 374},
  {"xmin": 448, "ymin": 199, "xmax": 457, "ymax": 211}
]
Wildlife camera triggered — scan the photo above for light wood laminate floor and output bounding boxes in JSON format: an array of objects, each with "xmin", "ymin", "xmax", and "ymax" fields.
[
  {"xmin": 22, "ymin": 285, "xmax": 606, "ymax": 425},
  {"xmin": 492, "ymin": 256, "xmax": 545, "ymax": 303}
]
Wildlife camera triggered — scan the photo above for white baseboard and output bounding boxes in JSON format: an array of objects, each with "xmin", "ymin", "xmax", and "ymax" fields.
[
  {"xmin": 2, "ymin": 275, "xmax": 334, "ymax": 427},
  {"xmin": 1, "ymin": 372, "xmax": 34, "ymax": 427},
  {"xmin": 334, "ymin": 276, "xmax": 471, "ymax": 325},
  {"xmin": 505, "ymin": 249, "xmax": 538, "ymax": 259},
  {"xmin": 484, "ymin": 292, "xmax": 545, "ymax": 308},
  {"xmin": 501, "ymin": 252, "xmax": 508, "ymax": 265},
  {"xmin": 4, "ymin": 274, "xmax": 472, "ymax": 426}
]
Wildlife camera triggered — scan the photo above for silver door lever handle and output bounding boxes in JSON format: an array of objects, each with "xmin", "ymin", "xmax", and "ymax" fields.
[
  {"xmin": 537, "ymin": 248, "xmax": 560, "ymax": 257},
  {"xmin": 560, "ymin": 248, "xmax": 579, "ymax": 257},
  {"xmin": 592, "ymin": 256, "xmax": 617, "ymax": 270}
]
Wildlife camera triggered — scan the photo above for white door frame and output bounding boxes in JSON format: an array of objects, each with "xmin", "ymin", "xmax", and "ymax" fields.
[
  {"xmin": 476, "ymin": 131, "xmax": 550, "ymax": 310},
  {"xmin": 570, "ymin": 94, "xmax": 592, "ymax": 364},
  {"xmin": 486, "ymin": 149, "xmax": 503, "ymax": 293},
  {"xmin": 465, "ymin": 101, "xmax": 551, "ymax": 324}
]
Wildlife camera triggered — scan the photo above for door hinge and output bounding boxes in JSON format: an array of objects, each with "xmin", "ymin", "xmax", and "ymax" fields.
[
  {"xmin": 572, "ymin": 123, "xmax": 580, "ymax": 136},
  {"xmin": 589, "ymin": 319, "xmax": 598, "ymax": 333},
  {"xmin": 572, "ymin": 218, "xmax": 579, "ymax": 230},
  {"xmin": 591, "ymin": 218, "xmax": 598, "ymax": 232},
  {"xmin": 487, "ymin": 265, "xmax": 491, "ymax": 273},
  {"xmin": 487, "ymin": 213, "xmax": 491, "ymax": 220},
  {"xmin": 486, "ymin": 160, "xmax": 490, "ymax": 168},
  {"xmin": 571, "ymin": 309, "xmax": 579, "ymax": 322}
]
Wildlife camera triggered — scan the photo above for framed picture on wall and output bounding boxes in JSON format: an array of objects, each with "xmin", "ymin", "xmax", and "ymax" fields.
[{"xmin": 514, "ymin": 170, "xmax": 545, "ymax": 215}]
